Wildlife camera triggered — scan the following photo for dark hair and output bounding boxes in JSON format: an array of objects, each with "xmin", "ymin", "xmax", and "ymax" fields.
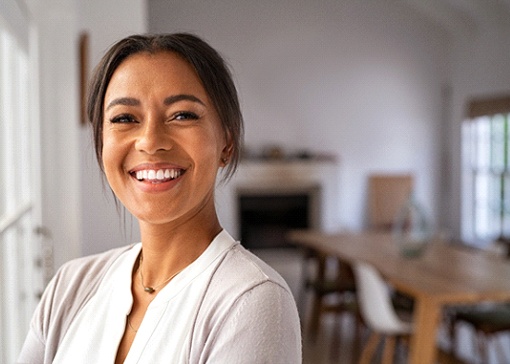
[{"xmin": 87, "ymin": 33, "xmax": 244, "ymax": 182}]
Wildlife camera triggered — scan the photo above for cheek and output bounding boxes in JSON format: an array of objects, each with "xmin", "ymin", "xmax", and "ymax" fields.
[
  {"xmin": 200, "ymin": 135, "xmax": 224, "ymax": 167},
  {"xmin": 101, "ymin": 134, "xmax": 113, "ymax": 170},
  {"xmin": 189, "ymin": 126, "xmax": 224, "ymax": 159},
  {"xmin": 101, "ymin": 133, "xmax": 125, "ymax": 182}
]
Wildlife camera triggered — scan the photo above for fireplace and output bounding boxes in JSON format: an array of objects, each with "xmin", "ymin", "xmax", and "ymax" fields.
[
  {"xmin": 237, "ymin": 185, "xmax": 321, "ymax": 249},
  {"xmin": 215, "ymin": 159, "xmax": 339, "ymax": 244}
]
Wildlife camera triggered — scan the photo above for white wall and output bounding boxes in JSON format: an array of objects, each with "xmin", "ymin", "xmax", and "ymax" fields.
[
  {"xmin": 149, "ymin": 0, "xmax": 450, "ymax": 234},
  {"xmin": 27, "ymin": 0, "xmax": 82, "ymax": 270},
  {"xmin": 30, "ymin": 0, "xmax": 509, "ymax": 264},
  {"xmin": 78, "ymin": 0, "xmax": 147, "ymax": 256}
]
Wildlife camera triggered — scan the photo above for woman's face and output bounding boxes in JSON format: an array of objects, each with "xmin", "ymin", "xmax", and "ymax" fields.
[{"xmin": 102, "ymin": 51, "xmax": 229, "ymax": 227}]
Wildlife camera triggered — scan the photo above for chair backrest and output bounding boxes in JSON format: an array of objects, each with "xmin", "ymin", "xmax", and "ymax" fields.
[
  {"xmin": 353, "ymin": 261, "xmax": 412, "ymax": 335},
  {"xmin": 368, "ymin": 174, "xmax": 414, "ymax": 231}
]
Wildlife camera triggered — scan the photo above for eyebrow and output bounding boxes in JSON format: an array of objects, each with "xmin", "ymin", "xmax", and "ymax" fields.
[
  {"xmin": 105, "ymin": 94, "xmax": 205, "ymax": 111},
  {"xmin": 105, "ymin": 97, "xmax": 140, "ymax": 111},
  {"xmin": 164, "ymin": 94, "xmax": 205, "ymax": 106}
]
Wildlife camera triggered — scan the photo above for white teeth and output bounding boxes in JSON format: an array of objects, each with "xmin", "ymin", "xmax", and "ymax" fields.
[{"xmin": 134, "ymin": 168, "xmax": 181, "ymax": 182}]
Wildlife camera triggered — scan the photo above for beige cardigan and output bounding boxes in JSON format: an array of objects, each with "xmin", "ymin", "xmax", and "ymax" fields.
[{"xmin": 17, "ymin": 231, "xmax": 302, "ymax": 363}]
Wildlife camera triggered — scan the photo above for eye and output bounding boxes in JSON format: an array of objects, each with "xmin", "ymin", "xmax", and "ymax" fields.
[
  {"xmin": 172, "ymin": 111, "xmax": 199, "ymax": 121},
  {"xmin": 110, "ymin": 114, "xmax": 138, "ymax": 124}
]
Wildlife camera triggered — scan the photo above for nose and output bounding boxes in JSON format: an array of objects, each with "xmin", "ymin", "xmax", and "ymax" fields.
[{"xmin": 135, "ymin": 117, "xmax": 172, "ymax": 154}]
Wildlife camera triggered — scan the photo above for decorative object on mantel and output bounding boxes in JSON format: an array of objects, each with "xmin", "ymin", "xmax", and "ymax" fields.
[
  {"xmin": 262, "ymin": 144, "xmax": 285, "ymax": 160},
  {"xmin": 241, "ymin": 144, "xmax": 337, "ymax": 162},
  {"xmin": 392, "ymin": 194, "xmax": 432, "ymax": 258}
]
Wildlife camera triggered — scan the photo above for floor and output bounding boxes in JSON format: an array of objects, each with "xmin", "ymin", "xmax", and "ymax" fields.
[{"xmin": 253, "ymin": 248, "xmax": 510, "ymax": 364}]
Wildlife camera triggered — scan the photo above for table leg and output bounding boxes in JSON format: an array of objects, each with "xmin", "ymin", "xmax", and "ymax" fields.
[{"xmin": 410, "ymin": 298, "xmax": 441, "ymax": 364}]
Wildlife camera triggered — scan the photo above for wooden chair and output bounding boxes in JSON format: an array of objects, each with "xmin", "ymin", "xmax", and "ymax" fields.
[
  {"xmin": 449, "ymin": 303, "xmax": 510, "ymax": 363},
  {"xmin": 367, "ymin": 174, "xmax": 416, "ymax": 312},
  {"xmin": 298, "ymin": 247, "xmax": 363, "ymax": 362},
  {"xmin": 448, "ymin": 241, "xmax": 510, "ymax": 362},
  {"xmin": 367, "ymin": 174, "xmax": 414, "ymax": 231},
  {"xmin": 299, "ymin": 248, "xmax": 358, "ymax": 339}
]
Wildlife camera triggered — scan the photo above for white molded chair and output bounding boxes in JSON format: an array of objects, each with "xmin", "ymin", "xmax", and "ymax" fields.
[{"xmin": 353, "ymin": 261, "xmax": 413, "ymax": 364}]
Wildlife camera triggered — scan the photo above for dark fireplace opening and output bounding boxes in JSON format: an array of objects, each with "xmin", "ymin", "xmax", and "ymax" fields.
[{"xmin": 238, "ymin": 188, "xmax": 319, "ymax": 249}]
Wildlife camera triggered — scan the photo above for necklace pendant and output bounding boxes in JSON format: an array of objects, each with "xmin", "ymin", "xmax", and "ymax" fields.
[{"xmin": 144, "ymin": 286, "xmax": 155, "ymax": 294}]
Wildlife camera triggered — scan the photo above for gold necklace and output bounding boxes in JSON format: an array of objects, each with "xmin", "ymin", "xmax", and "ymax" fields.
[{"xmin": 138, "ymin": 254, "xmax": 183, "ymax": 294}]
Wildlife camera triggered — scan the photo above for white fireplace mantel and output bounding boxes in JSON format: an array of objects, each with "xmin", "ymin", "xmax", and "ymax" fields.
[{"xmin": 215, "ymin": 159, "xmax": 340, "ymax": 240}]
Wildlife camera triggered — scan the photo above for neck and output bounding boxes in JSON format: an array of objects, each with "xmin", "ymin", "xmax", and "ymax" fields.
[{"xmin": 136, "ymin": 214, "xmax": 222, "ymax": 286}]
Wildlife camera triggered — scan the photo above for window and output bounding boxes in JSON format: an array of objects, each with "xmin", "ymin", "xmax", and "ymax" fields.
[
  {"xmin": 463, "ymin": 96, "xmax": 510, "ymax": 242},
  {"xmin": 0, "ymin": 2, "xmax": 44, "ymax": 362}
]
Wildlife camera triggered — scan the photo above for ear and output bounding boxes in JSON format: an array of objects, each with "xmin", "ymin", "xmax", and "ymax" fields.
[{"xmin": 220, "ymin": 132, "xmax": 234, "ymax": 167}]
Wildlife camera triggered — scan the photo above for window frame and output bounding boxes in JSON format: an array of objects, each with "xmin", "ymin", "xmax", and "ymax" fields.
[
  {"xmin": 0, "ymin": 3, "xmax": 45, "ymax": 362},
  {"xmin": 462, "ymin": 95, "xmax": 510, "ymax": 243}
]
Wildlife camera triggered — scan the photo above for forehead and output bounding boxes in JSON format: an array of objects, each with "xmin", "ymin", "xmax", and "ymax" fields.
[{"xmin": 105, "ymin": 51, "xmax": 207, "ymax": 100}]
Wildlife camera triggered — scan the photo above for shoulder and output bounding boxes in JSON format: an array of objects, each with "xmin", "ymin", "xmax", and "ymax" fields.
[
  {"xmin": 191, "ymin": 240, "xmax": 302, "ymax": 363},
  {"xmin": 43, "ymin": 244, "xmax": 136, "ymax": 323},
  {"xmin": 203, "ymin": 230, "xmax": 293, "ymax": 300},
  {"xmin": 220, "ymin": 243, "xmax": 291, "ymax": 288},
  {"xmin": 53, "ymin": 244, "xmax": 135, "ymax": 289},
  {"xmin": 196, "ymin": 235, "xmax": 299, "ymax": 330},
  {"xmin": 29, "ymin": 245, "xmax": 137, "ymax": 353}
]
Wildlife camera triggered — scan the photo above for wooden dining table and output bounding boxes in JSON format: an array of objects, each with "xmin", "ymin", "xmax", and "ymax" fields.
[{"xmin": 288, "ymin": 229, "xmax": 510, "ymax": 364}]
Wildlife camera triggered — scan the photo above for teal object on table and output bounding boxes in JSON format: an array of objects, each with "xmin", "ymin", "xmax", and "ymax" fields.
[{"xmin": 392, "ymin": 195, "xmax": 432, "ymax": 258}]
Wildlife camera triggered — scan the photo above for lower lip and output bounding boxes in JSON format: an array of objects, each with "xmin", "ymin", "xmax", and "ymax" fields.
[{"xmin": 131, "ymin": 175, "xmax": 182, "ymax": 193}]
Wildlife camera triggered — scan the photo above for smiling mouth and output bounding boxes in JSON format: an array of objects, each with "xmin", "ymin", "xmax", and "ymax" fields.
[{"xmin": 131, "ymin": 168, "xmax": 184, "ymax": 183}]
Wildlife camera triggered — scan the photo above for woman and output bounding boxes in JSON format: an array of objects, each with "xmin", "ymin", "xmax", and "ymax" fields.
[{"xmin": 18, "ymin": 33, "xmax": 301, "ymax": 363}]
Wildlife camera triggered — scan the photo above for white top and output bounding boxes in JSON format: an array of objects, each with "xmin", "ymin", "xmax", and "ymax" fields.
[{"xmin": 18, "ymin": 230, "xmax": 302, "ymax": 363}]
